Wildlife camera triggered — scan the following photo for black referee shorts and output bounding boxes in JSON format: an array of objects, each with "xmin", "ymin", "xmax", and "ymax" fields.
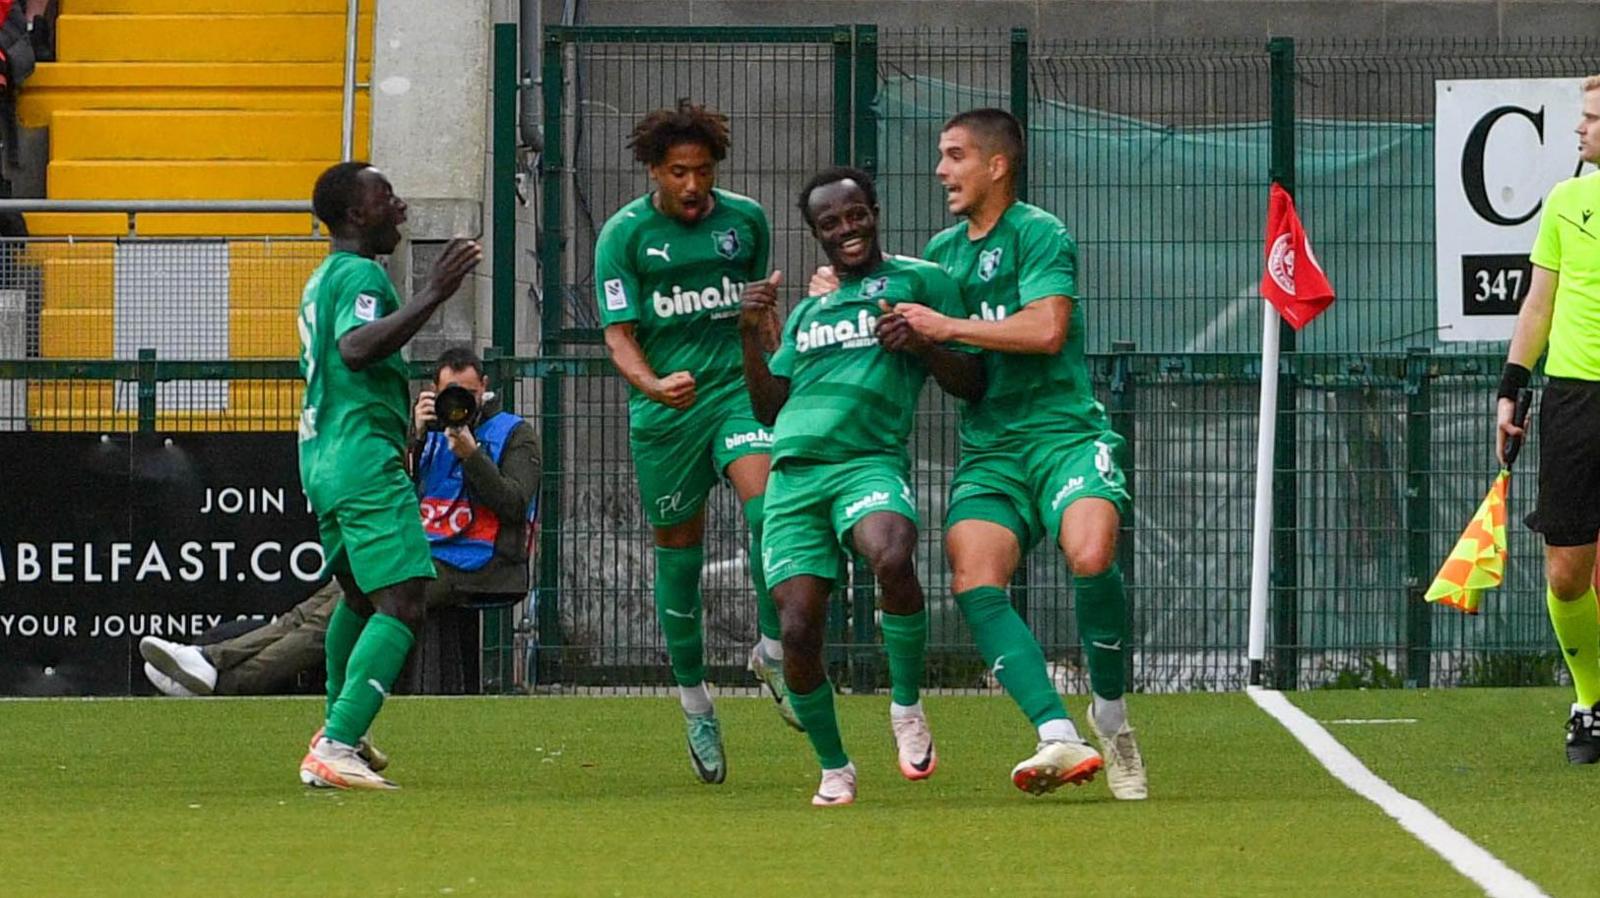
[{"xmin": 1527, "ymin": 377, "xmax": 1600, "ymax": 547}]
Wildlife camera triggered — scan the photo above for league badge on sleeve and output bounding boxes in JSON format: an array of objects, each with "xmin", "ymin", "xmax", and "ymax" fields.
[
  {"xmin": 713, "ymin": 228, "xmax": 741, "ymax": 260},
  {"xmin": 354, "ymin": 293, "xmax": 379, "ymax": 321},
  {"xmin": 978, "ymin": 248, "xmax": 1003, "ymax": 282},
  {"xmin": 604, "ymin": 278, "xmax": 628, "ymax": 311}
]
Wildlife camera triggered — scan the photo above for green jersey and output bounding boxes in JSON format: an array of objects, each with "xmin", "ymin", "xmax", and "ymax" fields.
[
  {"xmin": 768, "ymin": 254, "xmax": 967, "ymax": 466},
  {"xmin": 925, "ymin": 201, "xmax": 1110, "ymax": 449},
  {"xmin": 1530, "ymin": 170, "xmax": 1600, "ymax": 381},
  {"xmin": 594, "ymin": 188, "xmax": 771, "ymax": 437},
  {"xmin": 296, "ymin": 251, "xmax": 411, "ymax": 504}
]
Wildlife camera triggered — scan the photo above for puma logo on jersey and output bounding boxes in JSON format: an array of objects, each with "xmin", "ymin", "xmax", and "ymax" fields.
[
  {"xmin": 796, "ymin": 309, "xmax": 879, "ymax": 352},
  {"xmin": 652, "ymin": 275, "xmax": 747, "ymax": 319},
  {"xmin": 646, "ymin": 243, "xmax": 672, "ymax": 262}
]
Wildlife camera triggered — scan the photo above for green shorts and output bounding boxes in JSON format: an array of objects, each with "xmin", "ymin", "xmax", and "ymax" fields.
[
  {"xmin": 316, "ymin": 466, "xmax": 436, "ymax": 594},
  {"xmin": 946, "ymin": 430, "xmax": 1131, "ymax": 550},
  {"xmin": 630, "ymin": 378, "xmax": 773, "ymax": 526},
  {"xmin": 761, "ymin": 456, "xmax": 918, "ymax": 587}
]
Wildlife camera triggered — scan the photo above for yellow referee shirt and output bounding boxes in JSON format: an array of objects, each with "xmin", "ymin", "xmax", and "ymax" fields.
[{"xmin": 1532, "ymin": 170, "xmax": 1600, "ymax": 380}]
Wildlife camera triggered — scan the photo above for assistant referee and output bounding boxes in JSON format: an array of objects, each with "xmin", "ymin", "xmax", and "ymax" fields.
[{"xmin": 1498, "ymin": 74, "xmax": 1600, "ymax": 764}]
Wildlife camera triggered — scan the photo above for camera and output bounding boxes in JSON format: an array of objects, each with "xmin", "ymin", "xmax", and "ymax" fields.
[{"xmin": 427, "ymin": 384, "xmax": 478, "ymax": 432}]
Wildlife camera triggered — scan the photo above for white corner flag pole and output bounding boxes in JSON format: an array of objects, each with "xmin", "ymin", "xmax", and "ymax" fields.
[{"xmin": 1247, "ymin": 299, "xmax": 1280, "ymax": 689}]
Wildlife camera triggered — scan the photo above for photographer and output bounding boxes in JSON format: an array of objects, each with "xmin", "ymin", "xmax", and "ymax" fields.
[
  {"xmin": 140, "ymin": 346, "xmax": 540, "ymax": 696},
  {"xmin": 409, "ymin": 346, "xmax": 541, "ymax": 607}
]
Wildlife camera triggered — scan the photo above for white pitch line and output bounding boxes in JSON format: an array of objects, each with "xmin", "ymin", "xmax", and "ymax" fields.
[
  {"xmin": 1324, "ymin": 718, "xmax": 1419, "ymax": 725},
  {"xmin": 1249, "ymin": 688, "xmax": 1549, "ymax": 898}
]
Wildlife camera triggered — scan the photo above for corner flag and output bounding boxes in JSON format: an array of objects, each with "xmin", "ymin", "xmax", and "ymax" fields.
[{"xmin": 1260, "ymin": 183, "xmax": 1335, "ymax": 329}]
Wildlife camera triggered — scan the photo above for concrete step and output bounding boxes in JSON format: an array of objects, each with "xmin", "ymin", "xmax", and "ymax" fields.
[
  {"xmin": 71, "ymin": 0, "xmax": 368, "ymax": 13},
  {"xmin": 56, "ymin": 13, "xmax": 373, "ymax": 63},
  {"xmin": 51, "ymin": 109, "xmax": 362, "ymax": 161},
  {"xmin": 24, "ymin": 213, "xmax": 323, "ymax": 237},
  {"xmin": 47, "ymin": 160, "xmax": 331, "ymax": 200}
]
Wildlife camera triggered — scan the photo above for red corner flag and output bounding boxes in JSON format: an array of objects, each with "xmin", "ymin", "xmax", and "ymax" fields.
[{"xmin": 1260, "ymin": 183, "xmax": 1335, "ymax": 330}]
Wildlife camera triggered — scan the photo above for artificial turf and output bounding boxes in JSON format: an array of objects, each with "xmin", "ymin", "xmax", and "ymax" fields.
[{"xmin": 1, "ymin": 691, "xmax": 1544, "ymax": 896}]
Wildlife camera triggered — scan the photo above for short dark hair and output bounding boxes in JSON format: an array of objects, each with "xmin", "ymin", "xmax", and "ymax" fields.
[
  {"xmin": 433, "ymin": 346, "xmax": 485, "ymax": 382},
  {"xmin": 796, "ymin": 166, "xmax": 878, "ymax": 227},
  {"xmin": 627, "ymin": 100, "xmax": 731, "ymax": 166},
  {"xmin": 311, "ymin": 161, "xmax": 373, "ymax": 231},
  {"xmin": 943, "ymin": 108, "xmax": 1026, "ymax": 176}
]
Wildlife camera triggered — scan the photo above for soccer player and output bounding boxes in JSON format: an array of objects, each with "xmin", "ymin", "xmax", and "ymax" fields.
[
  {"xmin": 295, "ymin": 161, "xmax": 482, "ymax": 789},
  {"xmin": 1497, "ymin": 75, "xmax": 1600, "ymax": 764},
  {"xmin": 741, "ymin": 167, "xmax": 985, "ymax": 806},
  {"xmin": 594, "ymin": 100, "xmax": 795, "ymax": 784},
  {"xmin": 887, "ymin": 108, "xmax": 1147, "ymax": 799}
]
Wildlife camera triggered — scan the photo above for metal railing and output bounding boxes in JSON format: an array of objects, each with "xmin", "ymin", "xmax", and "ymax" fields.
[
  {"xmin": 0, "ymin": 200, "xmax": 320, "ymax": 237},
  {"xmin": 342, "ymin": 0, "xmax": 361, "ymax": 161},
  {"xmin": 0, "ymin": 352, "xmax": 1551, "ymax": 692}
]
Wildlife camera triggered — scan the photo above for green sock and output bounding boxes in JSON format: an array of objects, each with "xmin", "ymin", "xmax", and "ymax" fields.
[
  {"xmin": 1074, "ymin": 565, "xmax": 1129, "ymax": 702},
  {"xmin": 789, "ymin": 680, "xmax": 850, "ymax": 769},
  {"xmin": 325, "ymin": 613, "xmax": 414, "ymax": 746},
  {"xmin": 880, "ymin": 609, "xmax": 928, "ymax": 706},
  {"xmin": 654, "ymin": 545, "xmax": 705, "ymax": 687},
  {"xmin": 743, "ymin": 496, "xmax": 781, "ymax": 641},
  {"xmin": 956, "ymin": 586, "xmax": 1068, "ymax": 726},
  {"xmin": 323, "ymin": 599, "xmax": 366, "ymax": 720},
  {"xmin": 1549, "ymin": 585, "xmax": 1600, "ymax": 707}
]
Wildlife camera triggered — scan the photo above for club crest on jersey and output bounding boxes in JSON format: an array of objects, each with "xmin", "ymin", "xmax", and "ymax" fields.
[
  {"xmin": 978, "ymin": 248, "xmax": 1003, "ymax": 282},
  {"xmin": 860, "ymin": 275, "xmax": 889, "ymax": 300},
  {"xmin": 713, "ymin": 228, "xmax": 740, "ymax": 260}
]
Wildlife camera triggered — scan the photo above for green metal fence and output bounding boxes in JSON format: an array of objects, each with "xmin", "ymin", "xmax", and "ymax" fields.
[
  {"xmin": 0, "ymin": 351, "xmax": 1557, "ymax": 692},
  {"xmin": 524, "ymin": 28, "xmax": 1599, "ymax": 692}
]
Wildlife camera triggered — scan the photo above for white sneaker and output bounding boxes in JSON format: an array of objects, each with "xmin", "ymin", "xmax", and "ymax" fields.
[
  {"xmin": 812, "ymin": 762, "xmax": 857, "ymax": 807},
  {"xmin": 1010, "ymin": 739, "xmax": 1103, "ymax": 796},
  {"xmin": 139, "ymin": 636, "xmax": 217, "ymax": 695},
  {"xmin": 890, "ymin": 710, "xmax": 937, "ymax": 780},
  {"xmin": 299, "ymin": 737, "xmax": 398, "ymax": 791},
  {"xmin": 143, "ymin": 662, "xmax": 195, "ymax": 697},
  {"xmin": 309, "ymin": 726, "xmax": 389, "ymax": 773},
  {"xmin": 1087, "ymin": 711, "xmax": 1148, "ymax": 800}
]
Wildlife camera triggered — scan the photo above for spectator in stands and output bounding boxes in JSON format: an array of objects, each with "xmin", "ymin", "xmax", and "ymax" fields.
[
  {"xmin": 139, "ymin": 346, "xmax": 541, "ymax": 696},
  {"xmin": 24, "ymin": 0, "xmax": 53, "ymax": 64}
]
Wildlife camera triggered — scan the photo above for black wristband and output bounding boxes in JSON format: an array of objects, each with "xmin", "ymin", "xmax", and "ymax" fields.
[{"xmin": 1497, "ymin": 363, "xmax": 1531, "ymax": 402}]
